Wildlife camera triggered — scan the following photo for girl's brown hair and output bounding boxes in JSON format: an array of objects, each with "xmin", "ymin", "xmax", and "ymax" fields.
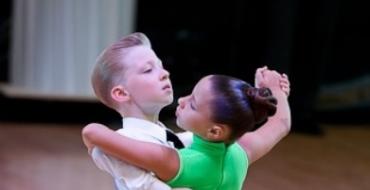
[{"xmin": 209, "ymin": 75, "xmax": 277, "ymax": 141}]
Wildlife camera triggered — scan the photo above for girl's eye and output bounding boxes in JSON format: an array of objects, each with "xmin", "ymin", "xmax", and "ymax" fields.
[{"xmin": 190, "ymin": 102, "xmax": 195, "ymax": 110}]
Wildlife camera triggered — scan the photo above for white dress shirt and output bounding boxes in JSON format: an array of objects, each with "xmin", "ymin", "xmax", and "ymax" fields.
[{"xmin": 91, "ymin": 117, "xmax": 192, "ymax": 190}]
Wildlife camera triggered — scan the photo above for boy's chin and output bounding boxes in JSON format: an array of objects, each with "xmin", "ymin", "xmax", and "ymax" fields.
[
  {"xmin": 163, "ymin": 98, "xmax": 174, "ymax": 106},
  {"xmin": 157, "ymin": 101, "xmax": 173, "ymax": 110},
  {"xmin": 168, "ymin": 95, "xmax": 174, "ymax": 103}
]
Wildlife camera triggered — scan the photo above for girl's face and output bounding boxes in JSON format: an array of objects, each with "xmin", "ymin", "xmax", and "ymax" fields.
[
  {"xmin": 123, "ymin": 46, "xmax": 173, "ymax": 111},
  {"xmin": 176, "ymin": 76, "xmax": 215, "ymax": 138}
]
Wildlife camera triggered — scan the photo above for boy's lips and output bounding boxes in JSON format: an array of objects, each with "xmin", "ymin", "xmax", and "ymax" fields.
[{"xmin": 162, "ymin": 84, "xmax": 172, "ymax": 90}]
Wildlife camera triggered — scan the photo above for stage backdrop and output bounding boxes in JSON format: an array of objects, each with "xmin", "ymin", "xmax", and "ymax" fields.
[{"xmin": 10, "ymin": 0, "xmax": 136, "ymax": 99}]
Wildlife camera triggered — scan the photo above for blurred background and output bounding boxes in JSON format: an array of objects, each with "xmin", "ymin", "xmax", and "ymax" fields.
[{"xmin": 0, "ymin": 0, "xmax": 369, "ymax": 190}]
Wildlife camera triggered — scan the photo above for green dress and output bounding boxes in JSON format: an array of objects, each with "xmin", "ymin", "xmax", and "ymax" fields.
[{"xmin": 167, "ymin": 135, "xmax": 248, "ymax": 190}]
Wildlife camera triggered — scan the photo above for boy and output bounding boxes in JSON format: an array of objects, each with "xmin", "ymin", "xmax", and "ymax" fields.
[{"xmin": 84, "ymin": 32, "xmax": 191, "ymax": 190}]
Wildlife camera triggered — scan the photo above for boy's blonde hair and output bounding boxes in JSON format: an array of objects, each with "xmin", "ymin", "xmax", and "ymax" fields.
[{"xmin": 91, "ymin": 32, "xmax": 151, "ymax": 109}]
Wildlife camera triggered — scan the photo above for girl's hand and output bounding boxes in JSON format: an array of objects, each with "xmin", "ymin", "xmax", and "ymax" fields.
[{"xmin": 280, "ymin": 73, "xmax": 290, "ymax": 97}]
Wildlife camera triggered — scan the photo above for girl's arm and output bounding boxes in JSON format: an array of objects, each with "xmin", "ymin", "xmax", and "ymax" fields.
[
  {"xmin": 82, "ymin": 128, "xmax": 95, "ymax": 154},
  {"xmin": 238, "ymin": 69, "xmax": 291, "ymax": 164},
  {"xmin": 81, "ymin": 123, "xmax": 179, "ymax": 181}
]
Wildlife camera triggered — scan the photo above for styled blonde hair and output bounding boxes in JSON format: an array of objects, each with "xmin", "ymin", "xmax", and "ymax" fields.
[{"xmin": 91, "ymin": 32, "xmax": 151, "ymax": 109}]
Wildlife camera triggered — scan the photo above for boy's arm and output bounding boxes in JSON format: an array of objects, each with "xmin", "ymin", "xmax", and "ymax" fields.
[
  {"xmin": 238, "ymin": 69, "xmax": 291, "ymax": 164},
  {"xmin": 82, "ymin": 123, "xmax": 179, "ymax": 181},
  {"xmin": 87, "ymin": 135, "xmax": 175, "ymax": 189}
]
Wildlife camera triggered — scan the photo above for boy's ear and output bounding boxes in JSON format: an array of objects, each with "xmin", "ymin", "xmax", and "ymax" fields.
[
  {"xmin": 206, "ymin": 124, "xmax": 230, "ymax": 141},
  {"xmin": 111, "ymin": 85, "xmax": 130, "ymax": 102}
]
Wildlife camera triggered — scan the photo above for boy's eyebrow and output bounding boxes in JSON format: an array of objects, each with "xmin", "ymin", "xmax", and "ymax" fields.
[
  {"xmin": 144, "ymin": 60, "xmax": 152, "ymax": 65},
  {"xmin": 146, "ymin": 60, "xmax": 157, "ymax": 67},
  {"xmin": 157, "ymin": 59, "xmax": 163, "ymax": 67}
]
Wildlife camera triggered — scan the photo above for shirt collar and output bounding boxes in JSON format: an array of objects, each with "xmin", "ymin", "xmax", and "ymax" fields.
[{"xmin": 121, "ymin": 117, "xmax": 167, "ymax": 142}]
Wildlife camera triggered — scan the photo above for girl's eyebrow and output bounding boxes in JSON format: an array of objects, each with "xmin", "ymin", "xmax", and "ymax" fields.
[{"xmin": 190, "ymin": 94, "xmax": 197, "ymax": 109}]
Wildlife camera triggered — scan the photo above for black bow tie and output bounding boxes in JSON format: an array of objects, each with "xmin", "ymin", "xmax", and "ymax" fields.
[{"xmin": 166, "ymin": 129, "xmax": 185, "ymax": 149}]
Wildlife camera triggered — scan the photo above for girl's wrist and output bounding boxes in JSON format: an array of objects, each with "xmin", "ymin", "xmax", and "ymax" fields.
[{"xmin": 271, "ymin": 88, "xmax": 288, "ymax": 98}]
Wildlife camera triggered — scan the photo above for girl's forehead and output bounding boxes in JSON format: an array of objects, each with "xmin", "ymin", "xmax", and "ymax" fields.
[
  {"xmin": 193, "ymin": 77, "xmax": 213, "ymax": 103},
  {"xmin": 195, "ymin": 76, "xmax": 212, "ymax": 91},
  {"xmin": 193, "ymin": 77, "xmax": 215, "ymax": 119}
]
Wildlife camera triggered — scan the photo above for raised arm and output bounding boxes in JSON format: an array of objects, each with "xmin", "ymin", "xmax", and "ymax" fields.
[
  {"xmin": 82, "ymin": 123, "xmax": 179, "ymax": 181},
  {"xmin": 238, "ymin": 67, "xmax": 291, "ymax": 164}
]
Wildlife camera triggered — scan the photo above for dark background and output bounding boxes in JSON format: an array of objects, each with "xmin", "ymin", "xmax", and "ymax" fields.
[
  {"xmin": 1, "ymin": 0, "xmax": 369, "ymax": 128},
  {"xmin": 135, "ymin": 0, "xmax": 369, "ymax": 87}
]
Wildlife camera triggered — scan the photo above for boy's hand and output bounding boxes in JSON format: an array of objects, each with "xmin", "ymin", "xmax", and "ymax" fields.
[
  {"xmin": 255, "ymin": 66, "xmax": 290, "ymax": 96},
  {"xmin": 255, "ymin": 67, "xmax": 281, "ymax": 89},
  {"xmin": 254, "ymin": 66, "xmax": 268, "ymax": 88}
]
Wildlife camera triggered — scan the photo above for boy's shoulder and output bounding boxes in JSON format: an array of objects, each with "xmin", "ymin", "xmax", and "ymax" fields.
[{"xmin": 116, "ymin": 119, "xmax": 172, "ymax": 147}]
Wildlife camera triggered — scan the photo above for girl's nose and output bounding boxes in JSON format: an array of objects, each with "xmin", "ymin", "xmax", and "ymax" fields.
[{"xmin": 178, "ymin": 97, "xmax": 186, "ymax": 109}]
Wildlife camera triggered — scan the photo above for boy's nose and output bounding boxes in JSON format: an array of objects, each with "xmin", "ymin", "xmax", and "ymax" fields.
[{"xmin": 160, "ymin": 69, "xmax": 170, "ymax": 80}]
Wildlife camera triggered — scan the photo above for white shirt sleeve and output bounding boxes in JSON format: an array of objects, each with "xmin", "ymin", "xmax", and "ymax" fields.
[
  {"xmin": 176, "ymin": 131, "xmax": 193, "ymax": 147},
  {"xmin": 91, "ymin": 147, "xmax": 173, "ymax": 190},
  {"xmin": 89, "ymin": 118, "xmax": 192, "ymax": 190}
]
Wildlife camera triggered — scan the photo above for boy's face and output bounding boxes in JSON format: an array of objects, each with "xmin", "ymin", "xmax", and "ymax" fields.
[
  {"xmin": 122, "ymin": 46, "xmax": 173, "ymax": 110},
  {"xmin": 175, "ymin": 76, "xmax": 215, "ymax": 137}
]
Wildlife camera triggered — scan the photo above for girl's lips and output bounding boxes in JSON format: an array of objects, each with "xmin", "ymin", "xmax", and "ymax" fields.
[{"xmin": 175, "ymin": 107, "xmax": 180, "ymax": 117}]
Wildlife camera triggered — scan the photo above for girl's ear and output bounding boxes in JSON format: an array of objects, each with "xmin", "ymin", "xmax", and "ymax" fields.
[
  {"xmin": 111, "ymin": 85, "xmax": 130, "ymax": 102},
  {"xmin": 206, "ymin": 124, "xmax": 230, "ymax": 141}
]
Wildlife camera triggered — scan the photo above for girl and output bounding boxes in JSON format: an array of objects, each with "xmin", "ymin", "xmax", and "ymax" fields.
[{"xmin": 83, "ymin": 69, "xmax": 291, "ymax": 189}]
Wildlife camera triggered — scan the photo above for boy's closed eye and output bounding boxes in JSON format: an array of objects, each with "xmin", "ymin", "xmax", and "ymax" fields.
[
  {"xmin": 142, "ymin": 64, "xmax": 153, "ymax": 73},
  {"xmin": 143, "ymin": 68, "xmax": 152, "ymax": 73}
]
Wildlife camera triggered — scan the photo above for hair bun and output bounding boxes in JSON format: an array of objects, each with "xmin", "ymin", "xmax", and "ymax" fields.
[{"xmin": 246, "ymin": 87, "xmax": 277, "ymax": 126}]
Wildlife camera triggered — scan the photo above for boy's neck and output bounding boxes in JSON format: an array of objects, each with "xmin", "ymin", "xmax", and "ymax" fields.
[
  {"xmin": 117, "ymin": 103, "xmax": 165, "ymax": 123},
  {"xmin": 119, "ymin": 109, "xmax": 160, "ymax": 123}
]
